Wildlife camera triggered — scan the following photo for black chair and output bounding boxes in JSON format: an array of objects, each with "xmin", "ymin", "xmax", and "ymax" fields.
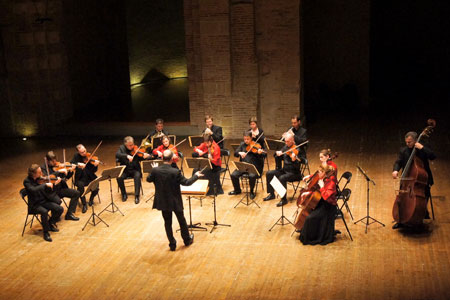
[
  {"xmin": 336, "ymin": 188, "xmax": 354, "ymax": 220},
  {"xmin": 287, "ymin": 159, "xmax": 310, "ymax": 200},
  {"xmin": 337, "ymin": 171, "xmax": 352, "ymax": 192},
  {"xmin": 20, "ymin": 188, "xmax": 42, "ymax": 236},
  {"xmin": 220, "ymin": 149, "xmax": 231, "ymax": 185}
]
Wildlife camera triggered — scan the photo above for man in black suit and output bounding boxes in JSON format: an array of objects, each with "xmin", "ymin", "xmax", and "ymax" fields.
[
  {"xmin": 147, "ymin": 150, "xmax": 203, "ymax": 251},
  {"xmin": 116, "ymin": 136, "xmax": 151, "ymax": 204},
  {"xmin": 276, "ymin": 115, "xmax": 307, "ymax": 170},
  {"xmin": 203, "ymin": 115, "xmax": 224, "ymax": 149},
  {"xmin": 392, "ymin": 131, "xmax": 436, "ymax": 229},
  {"xmin": 23, "ymin": 164, "xmax": 64, "ymax": 242}
]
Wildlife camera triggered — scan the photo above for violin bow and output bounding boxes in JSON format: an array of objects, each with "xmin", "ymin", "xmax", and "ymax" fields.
[
  {"xmin": 280, "ymin": 127, "xmax": 294, "ymax": 141},
  {"xmin": 169, "ymin": 138, "xmax": 186, "ymax": 150},
  {"xmin": 44, "ymin": 157, "xmax": 51, "ymax": 184},
  {"xmin": 244, "ymin": 132, "xmax": 264, "ymax": 156},
  {"xmin": 131, "ymin": 136, "xmax": 148, "ymax": 160},
  {"xmin": 87, "ymin": 140, "xmax": 103, "ymax": 163},
  {"xmin": 280, "ymin": 140, "xmax": 309, "ymax": 155}
]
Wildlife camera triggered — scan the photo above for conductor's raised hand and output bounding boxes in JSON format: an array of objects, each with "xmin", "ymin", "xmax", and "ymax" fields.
[{"xmin": 151, "ymin": 162, "xmax": 159, "ymax": 168}]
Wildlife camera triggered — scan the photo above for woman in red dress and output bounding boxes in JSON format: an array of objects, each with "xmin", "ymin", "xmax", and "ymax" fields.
[{"xmin": 153, "ymin": 135, "xmax": 179, "ymax": 168}]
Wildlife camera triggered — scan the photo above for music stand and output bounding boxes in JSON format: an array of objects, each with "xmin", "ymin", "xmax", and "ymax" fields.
[
  {"xmin": 268, "ymin": 176, "xmax": 294, "ymax": 231},
  {"xmin": 185, "ymin": 158, "xmax": 212, "ymax": 204},
  {"xmin": 230, "ymin": 144, "xmax": 240, "ymax": 153},
  {"xmin": 205, "ymin": 183, "xmax": 231, "ymax": 233},
  {"xmin": 354, "ymin": 165, "xmax": 385, "ymax": 233},
  {"xmin": 141, "ymin": 160, "xmax": 163, "ymax": 203},
  {"xmin": 82, "ymin": 177, "xmax": 109, "ymax": 230},
  {"xmin": 180, "ymin": 179, "xmax": 209, "ymax": 232},
  {"xmin": 99, "ymin": 166, "xmax": 125, "ymax": 217},
  {"xmin": 265, "ymin": 139, "xmax": 284, "ymax": 151},
  {"xmin": 188, "ymin": 135, "xmax": 204, "ymax": 148},
  {"xmin": 152, "ymin": 135, "xmax": 176, "ymax": 149},
  {"xmin": 233, "ymin": 161, "xmax": 260, "ymax": 208}
]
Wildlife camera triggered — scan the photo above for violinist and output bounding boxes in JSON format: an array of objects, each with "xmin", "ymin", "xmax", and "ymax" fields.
[
  {"xmin": 71, "ymin": 144, "xmax": 100, "ymax": 212},
  {"xmin": 276, "ymin": 115, "xmax": 307, "ymax": 170},
  {"xmin": 299, "ymin": 164, "xmax": 337, "ymax": 245},
  {"xmin": 203, "ymin": 115, "xmax": 224, "ymax": 149},
  {"xmin": 264, "ymin": 133, "xmax": 302, "ymax": 206},
  {"xmin": 23, "ymin": 164, "xmax": 64, "ymax": 242},
  {"xmin": 192, "ymin": 134, "xmax": 224, "ymax": 195},
  {"xmin": 41, "ymin": 151, "xmax": 81, "ymax": 221},
  {"xmin": 248, "ymin": 117, "xmax": 266, "ymax": 149},
  {"xmin": 116, "ymin": 136, "xmax": 151, "ymax": 204},
  {"xmin": 392, "ymin": 131, "xmax": 436, "ymax": 229},
  {"xmin": 152, "ymin": 135, "xmax": 179, "ymax": 168},
  {"xmin": 229, "ymin": 131, "xmax": 265, "ymax": 199}
]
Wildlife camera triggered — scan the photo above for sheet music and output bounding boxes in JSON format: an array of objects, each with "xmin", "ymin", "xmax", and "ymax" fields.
[{"xmin": 270, "ymin": 176, "xmax": 286, "ymax": 198}]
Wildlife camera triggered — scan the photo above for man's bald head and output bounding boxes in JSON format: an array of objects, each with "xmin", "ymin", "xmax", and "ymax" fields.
[{"xmin": 163, "ymin": 149, "xmax": 173, "ymax": 162}]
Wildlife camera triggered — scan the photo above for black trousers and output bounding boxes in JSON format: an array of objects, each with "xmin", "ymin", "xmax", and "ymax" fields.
[
  {"xmin": 33, "ymin": 202, "xmax": 64, "ymax": 232},
  {"xmin": 117, "ymin": 169, "xmax": 142, "ymax": 196},
  {"xmin": 49, "ymin": 187, "xmax": 81, "ymax": 215},
  {"xmin": 193, "ymin": 165, "xmax": 223, "ymax": 195},
  {"xmin": 266, "ymin": 169, "xmax": 301, "ymax": 199},
  {"xmin": 75, "ymin": 178, "xmax": 99, "ymax": 205},
  {"xmin": 231, "ymin": 170, "xmax": 258, "ymax": 193},
  {"xmin": 162, "ymin": 210, "xmax": 190, "ymax": 246}
]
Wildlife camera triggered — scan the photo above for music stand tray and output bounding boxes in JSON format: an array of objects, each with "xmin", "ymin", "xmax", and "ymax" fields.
[
  {"xmin": 232, "ymin": 161, "xmax": 260, "ymax": 208},
  {"xmin": 188, "ymin": 135, "xmax": 204, "ymax": 148},
  {"xmin": 99, "ymin": 166, "xmax": 125, "ymax": 216},
  {"xmin": 82, "ymin": 177, "xmax": 109, "ymax": 230},
  {"xmin": 180, "ymin": 179, "xmax": 209, "ymax": 232},
  {"xmin": 265, "ymin": 139, "xmax": 284, "ymax": 151}
]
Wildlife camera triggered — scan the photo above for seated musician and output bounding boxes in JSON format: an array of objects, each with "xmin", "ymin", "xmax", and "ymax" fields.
[
  {"xmin": 276, "ymin": 115, "xmax": 307, "ymax": 170},
  {"xmin": 192, "ymin": 134, "xmax": 224, "ymax": 195},
  {"xmin": 23, "ymin": 164, "xmax": 64, "ymax": 242},
  {"xmin": 71, "ymin": 144, "xmax": 100, "ymax": 212},
  {"xmin": 203, "ymin": 115, "xmax": 224, "ymax": 149},
  {"xmin": 116, "ymin": 136, "xmax": 151, "ymax": 204},
  {"xmin": 304, "ymin": 149, "xmax": 338, "ymax": 182},
  {"xmin": 299, "ymin": 164, "xmax": 337, "ymax": 245},
  {"xmin": 392, "ymin": 131, "xmax": 436, "ymax": 229},
  {"xmin": 264, "ymin": 133, "xmax": 302, "ymax": 206},
  {"xmin": 229, "ymin": 131, "xmax": 265, "ymax": 199},
  {"xmin": 248, "ymin": 116, "xmax": 266, "ymax": 149},
  {"xmin": 42, "ymin": 151, "xmax": 81, "ymax": 221},
  {"xmin": 153, "ymin": 135, "xmax": 179, "ymax": 168}
]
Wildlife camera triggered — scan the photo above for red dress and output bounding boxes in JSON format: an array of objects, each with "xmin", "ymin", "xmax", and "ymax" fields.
[
  {"xmin": 153, "ymin": 145, "xmax": 179, "ymax": 163},
  {"xmin": 320, "ymin": 176, "xmax": 337, "ymax": 206},
  {"xmin": 194, "ymin": 142, "xmax": 221, "ymax": 167}
]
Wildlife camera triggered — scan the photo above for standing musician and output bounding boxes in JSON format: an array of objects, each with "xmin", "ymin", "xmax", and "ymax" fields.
[
  {"xmin": 41, "ymin": 151, "xmax": 81, "ymax": 221},
  {"xmin": 23, "ymin": 164, "xmax": 64, "ymax": 242},
  {"xmin": 299, "ymin": 164, "xmax": 337, "ymax": 245},
  {"xmin": 229, "ymin": 131, "xmax": 265, "ymax": 199},
  {"xmin": 276, "ymin": 115, "xmax": 307, "ymax": 170},
  {"xmin": 248, "ymin": 116, "xmax": 266, "ymax": 149},
  {"xmin": 192, "ymin": 134, "xmax": 224, "ymax": 195},
  {"xmin": 203, "ymin": 115, "xmax": 224, "ymax": 149},
  {"xmin": 153, "ymin": 135, "xmax": 179, "ymax": 168},
  {"xmin": 116, "ymin": 136, "xmax": 151, "ymax": 204},
  {"xmin": 147, "ymin": 150, "xmax": 203, "ymax": 251},
  {"xmin": 392, "ymin": 131, "xmax": 436, "ymax": 229},
  {"xmin": 264, "ymin": 133, "xmax": 303, "ymax": 206},
  {"xmin": 71, "ymin": 144, "xmax": 100, "ymax": 212}
]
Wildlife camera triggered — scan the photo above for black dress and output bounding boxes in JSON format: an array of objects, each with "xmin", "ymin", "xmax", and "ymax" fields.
[{"xmin": 299, "ymin": 199, "xmax": 337, "ymax": 245}]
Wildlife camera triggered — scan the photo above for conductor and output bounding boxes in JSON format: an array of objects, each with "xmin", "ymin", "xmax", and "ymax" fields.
[{"xmin": 147, "ymin": 150, "xmax": 203, "ymax": 251}]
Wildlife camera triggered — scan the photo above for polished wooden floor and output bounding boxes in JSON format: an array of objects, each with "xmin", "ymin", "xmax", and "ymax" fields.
[{"xmin": 1, "ymin": 116, "xmax": 449, "ymax": 300}]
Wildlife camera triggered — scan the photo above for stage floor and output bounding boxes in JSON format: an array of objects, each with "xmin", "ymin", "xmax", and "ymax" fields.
[{"xmin": 0, "ymin": 116, "xmax": 449, "ymax": 300}]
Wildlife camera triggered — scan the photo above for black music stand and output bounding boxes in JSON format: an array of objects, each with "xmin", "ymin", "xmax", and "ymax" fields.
[
  {"xmin": 99, "ymin": 166, "xmax": 125, "ymax": 217},
  {"xmin": 233, "ymin": 161, "xmax": 260, "ymax": 208},
  {"xmin": 185, "ymin": 158, "xmax": 212, "ymax": 204},
  {"xmin": 141, "ymin": 160, "xmax": 163, "ymax": 203},
  {"xmin": 268, "ymin": 176, "xmax": 294, "ymax": 231},
  {"xmin": 206, "ymin": 184, "xmax": 231, "ymax": 233},
  {"xmin": 82, "ymin": 177, "xmax": 109, "ymax": 230},
  {"xmin": 265, "ymin": 139, "xmax": 285, "ymax": 151},
  {"xmin": 354, "ymin": 165, "xmax": 385, "ymax": 233},
  {"xmin": 188, "ymin": 135, "xmax": 204, "ymax": 148}
]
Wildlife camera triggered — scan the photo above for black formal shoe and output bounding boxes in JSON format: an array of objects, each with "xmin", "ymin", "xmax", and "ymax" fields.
[
  {"xmin": 392, "ymin": 223, "xmax": 404, "ymax": 229},
  {"xmin": 250, "ymin": 192, "xmax": 256, "ymax": 200},
  {"xmin": 43, "ymin": 232, "xmax": 52, "ymax": 242},
  {"xmin": 184, "ymin": 234, "xmax": 194, "ymax": 246},
  {"xmin": 334, "ymin": 230, "xmax": 341, "ymax": 236},
  {"xmin": 276, "ymin": 199, "xmax": 288, "ymax": 207},
  {"xmin": 82, "ymin": 204, "xmax": 88, "ymax": 214},
  {"xmin": 88, "ymin": 198, "xmax": 94, "ymax": 206},
  {"xmin": 228, "ymin": 190, "xmax": 241, "ymax": 196},
  {"xmin": 49, "ymin": 224, "xmax": 59, "ymax": 232},
  {"xmin": 169, "ymin": 244, "xmax": 176, "ymax": 251},
  {"xmin": 135, "ymin": 195, "xmax": 140, "ymax": 204},
  {"xmin": 263, "ymin": 194, "xmax": 275, "ymax": 201},
  {"xmin": 65, "ymin": 213, "xmax": 80, "ymax": 221}
]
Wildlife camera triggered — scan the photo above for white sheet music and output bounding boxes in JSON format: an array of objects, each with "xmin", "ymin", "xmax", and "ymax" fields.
[{"xmin": 270, "ymin": 176, "xmax": 286, "ymax": 198}]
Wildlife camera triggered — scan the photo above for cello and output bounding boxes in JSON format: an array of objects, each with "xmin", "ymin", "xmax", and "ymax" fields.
[{"xmin": 392, "ymin": 119, "xmax": 436, "ymax": 225}]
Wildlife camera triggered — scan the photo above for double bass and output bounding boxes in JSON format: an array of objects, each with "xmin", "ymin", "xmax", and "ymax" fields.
[{"xmin": 392, "ymin": 119, "xmax": 436, "ymax": 225}]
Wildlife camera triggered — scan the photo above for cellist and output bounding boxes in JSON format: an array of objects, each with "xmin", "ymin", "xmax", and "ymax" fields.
[
  {"xmin": 153, "ymin": 135, "xmax": 180, "ymax": 169},
  {"xmin": 299, "ymin": 164, "xmax": 337, "ymax": 245},
  {"xmin": 392, "ymin": 131, "xmax": 436, "ymax": 229},
  {"xmin": 303, "ymin": 149, "xmax": 338, "ymax": 183}
]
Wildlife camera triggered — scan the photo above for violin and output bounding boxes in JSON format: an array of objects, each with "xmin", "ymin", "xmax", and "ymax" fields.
[
  {"xmin": 279, "ymin": 140, "xmax": 309, "ymax": 160},
  {"xmin": 53, "ymin": 161, "xmax": 76, "ymax": 172},
  {"xmin": 246, "ymin": 141, "xmax": 264, "ymax": 154},
  {"xmin": 83, "ymin": 153, "xmax": 104, "ymax": 165},
  {"xmin": 37, "ymin": 174, "xmax": 60, "ymax": 185},
  {"xmin": 130, "ymin": 145, "xmax": 147, "ymax": 158}
]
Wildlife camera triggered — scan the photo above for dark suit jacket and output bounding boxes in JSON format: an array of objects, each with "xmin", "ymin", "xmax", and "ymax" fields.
[
  {"xmin": 234, "ymin": 142, "xmax": 264, "ymax": 176},
  {"xmin": 204, "ymin": 125, "xmax": 224, "ymax": 149},
  {"xmin": 23, "ymin": 176, "xmax": 52, "ymax": 208},
  {"xmin": 71, "ymin": 153, "xmax": 98, "ymax": 183},
  {"xmin": 291, "ymin": 126, "xmax": 307, "ymax": 158},
  {"xmin": 393, "ymin": 145, "xmax": 436, "ymax": 185},
  {"xmin": 116, "ymin": 144, "xmax": 144, "ymax": 172},
  {"xmin": 147, "ymin": 164, "xmax": 198, "ymax": 212}
]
